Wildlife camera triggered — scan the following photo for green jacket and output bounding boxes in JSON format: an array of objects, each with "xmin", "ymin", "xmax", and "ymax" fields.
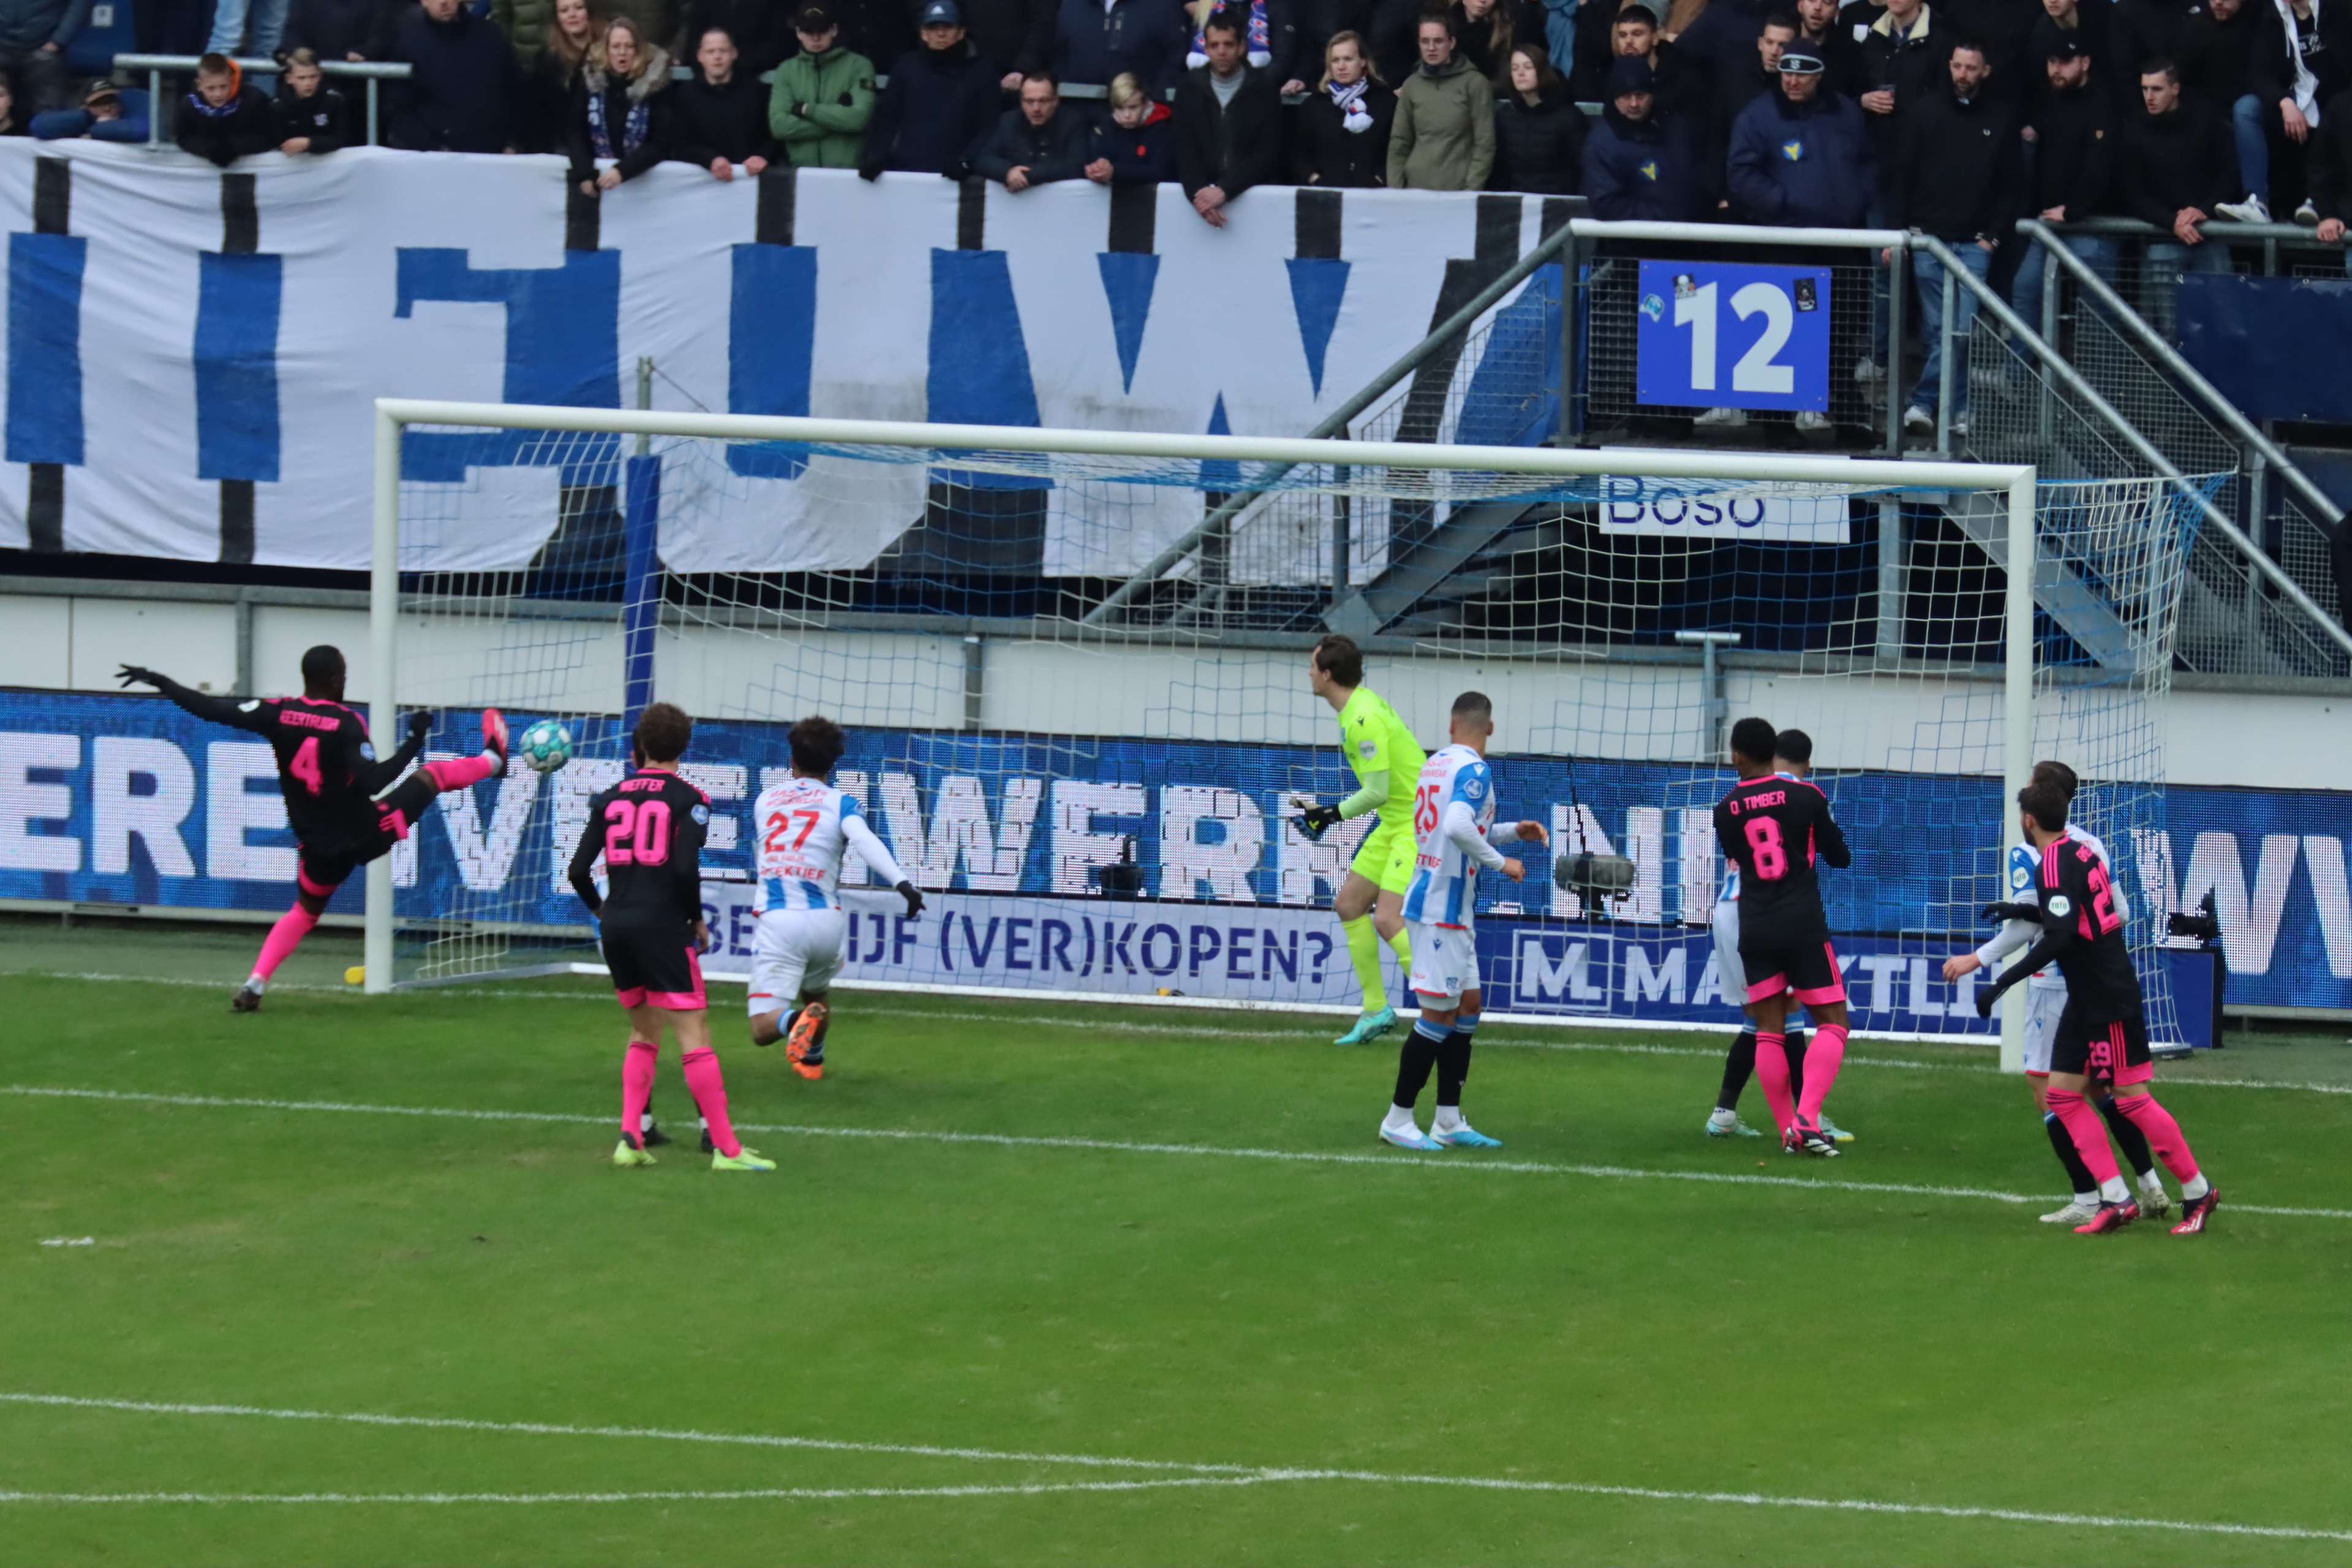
[
  {"xmin": 1387, "ymin": 56, "xmax": 1494, "ymax": 191},
  {"xmin": 769, "ymin": 46, "xmax": 876, "ymax": 168},
  {"xmin": 489, "ymin": 0, "xmax": 554, "ymax": 65}
]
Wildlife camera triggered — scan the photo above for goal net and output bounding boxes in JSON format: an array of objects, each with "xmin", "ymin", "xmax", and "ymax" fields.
[{"xmin": 369, "ymin": 401, "xmax": 2206, "ymax": 1055}]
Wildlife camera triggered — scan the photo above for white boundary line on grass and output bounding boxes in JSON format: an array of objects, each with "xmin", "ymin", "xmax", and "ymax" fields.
[
  {"xmin": 13, "ymin": 1083, "xmax": 2351, "ymax": 1220},
  {"xmin": 10, "ymin": 969, "xmax": 2351, "ymax": 1096},
  {"xmin": 2, "ymin": 1392, "xmax": 2348, "ymax": 1544}
]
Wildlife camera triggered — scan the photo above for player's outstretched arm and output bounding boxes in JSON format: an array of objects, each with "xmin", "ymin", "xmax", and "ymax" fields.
[
  {"xmin": 565, "ymin": 813, "xmax": 606, "ymax": 916},
  {"xmin": 116, "ymin": 665, "xmax": 263, "ymax": 729},
  {"xmin": 1815, "ymin": 797, "xmax": 1853, "ymax": 869},
  {"xmin": 841, "ymin": 810, "xmax": 924, "ymax": 918},
  {"xmin": 1442, "ymin": 799, "xmax": 1508, "ymax": 869},
  {"xmin": 355, "ymin": 710, "xmax": 434, "ymax": 794},
  {"xmin": 1978, "ymin": 907, "xmax": 2075, "ymax": 1015}
]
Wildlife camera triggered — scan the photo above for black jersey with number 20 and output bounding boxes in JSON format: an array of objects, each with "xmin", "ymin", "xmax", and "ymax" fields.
[
  {"xmin": 1713, "ymin": 773, "xmax": 1852, "ymax": 948},
  {"xmin": 569, "ymin": 768, "xmax": 709, "ymax": 930}
]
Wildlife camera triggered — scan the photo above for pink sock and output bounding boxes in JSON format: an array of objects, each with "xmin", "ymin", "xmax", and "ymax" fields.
[
  {"xmin": 2116, "ymin": 1093, "xmax": 2201, "ymax": 1185},
  {"xmin": 423, "ymin": 754, "xmax": 497, "ymax": 792},
  {"xmin": 1796, "ymin": 1024, "xmax": 1848, "ymax": 1123},
  {"xmin": 251, "ymin": 902, "xmax": 320, "ymax": 981},
  {"xmin": 620, "ymin": 1042, "xmax": 658, "ymax": 1145},
  {"xmin": 2046, "ymin": 1089, "xmax": 2121, "ymax": 1185},
  {"xmin": 680, "ymin": 1046, "xmax": 741, "ymax": 1158},
  {"xmin": 1752, "ymin": 1031, "xmax": 1796, "ymax": 1133}
]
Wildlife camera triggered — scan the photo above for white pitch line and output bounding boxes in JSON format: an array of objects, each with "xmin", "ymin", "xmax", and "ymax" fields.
[
  {"xmin": 0, "ymin": 1479, "xmax": 1267, "ymax": 1506},
  {"xmin": 13, "ymin": 1083, "xmax": 2352, "ymax": 1219},
  {"xmin": 3, "ymin": 1392, "xmax": 2346, "ymax": 1544},
  {"xmin": 0, "ymin": 1393, "xmax": 1245, "ymax": 1474}
]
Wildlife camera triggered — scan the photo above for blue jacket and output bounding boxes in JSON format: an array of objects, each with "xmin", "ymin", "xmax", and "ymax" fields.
[
  {"xmin": 0, "ymin": 0, "xmax": 89, "ymax": 55},
  {"xmin": 1580, "ymin": 103, "xmax": 1710, "ymax": 223},
  {"xmin": 1724, "ymin": 87, "xmax": 1872, "ymax": 228},
  {"xmin": 861, "ymin": 40, "xmax": 1002, "ymax": 174},
  {"xmin": 1052, "ymin": 0, "xmax": 1187, "ymax": 92}
]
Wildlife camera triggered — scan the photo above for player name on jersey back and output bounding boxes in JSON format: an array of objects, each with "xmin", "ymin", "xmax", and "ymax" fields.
[
  {"xmin": 1711, "ymin": 772, "xmax": 1849, "ymax": 944},
  {"xmin": 753, "ymin": 777, "xmax": 862, "ymax": 913}
]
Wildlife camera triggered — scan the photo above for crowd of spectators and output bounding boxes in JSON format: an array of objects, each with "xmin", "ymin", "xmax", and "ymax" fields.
[{"xmin": 0, "ymin": 0, "xmax": 2337, "ymax": 434}]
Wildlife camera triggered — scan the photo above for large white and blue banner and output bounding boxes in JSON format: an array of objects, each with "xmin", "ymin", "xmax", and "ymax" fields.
[
  {"xmin": 2, "ymin": 688, "xmax": 2335, "ymax": 1031},
  {"xmin": 0, "ymin": 143, "xmax": 1570, "ymax": 571}
]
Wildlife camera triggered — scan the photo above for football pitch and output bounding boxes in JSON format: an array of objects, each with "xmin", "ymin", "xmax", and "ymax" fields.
[{"xmin": 4, "ymin": 919, "xmax": 2350, "ymax": 1566}]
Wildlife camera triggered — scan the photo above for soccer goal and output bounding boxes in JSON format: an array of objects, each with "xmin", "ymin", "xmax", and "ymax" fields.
[{"xmin": 366, "ymin": 398, "xmax": 2204, "ymax": 1067}]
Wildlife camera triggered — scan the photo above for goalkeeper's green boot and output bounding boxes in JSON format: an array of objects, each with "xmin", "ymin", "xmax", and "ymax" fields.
[
  {"xmin": 712, "ymin": 1146, "xmax": 777, "ymax": 1172},
  {"xmin": 1335, "ymin": 1006, "xmax": 1398, "ymax": 1046},
  {"xmin": 612, "ymin": 1138, "xmax": 656, "ymax": 1169}
]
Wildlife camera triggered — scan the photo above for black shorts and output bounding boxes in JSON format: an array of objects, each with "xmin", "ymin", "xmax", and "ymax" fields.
[
  {"xmin": 603, "ymin": 922, "xmax": 706, "ymax": 1011},
  {"xmin": 296, "ymin": 780, "xmax": 435, "ymax": 895},
  {"xmin": 2052, "ymin": 1006, "xmax": 2154, "ymax": 1085},
  {"xmin": 1737, "ymin": 935, "xmax": 1847, "ymax": 1008}
]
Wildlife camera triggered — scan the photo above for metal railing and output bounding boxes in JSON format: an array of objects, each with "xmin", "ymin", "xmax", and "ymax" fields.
[
  {"xmin": 116, "ymin": 53, "xmax": 410, "ymax": 148},
  {"xmin": 2016, "ymin": 216, "xmax": 2351, "ymax": 676}
]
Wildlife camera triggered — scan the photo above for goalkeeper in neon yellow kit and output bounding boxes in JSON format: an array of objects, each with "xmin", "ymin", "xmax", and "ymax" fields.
[{"xmin": 1298, "ymin": 633, "xmax": 1426, "ymax": 1046}]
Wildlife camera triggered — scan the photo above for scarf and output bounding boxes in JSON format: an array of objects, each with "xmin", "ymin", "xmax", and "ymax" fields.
[
  {"xmin": 1329, "ymin": 76, "xmax": 1373, "ymax": 132},
  {"xmin": 1188, "ymin": 0, "xmax": 1271, "ymax": 66},
  {"xmin": 586, "ymin": 75, "xmax": 651, "ymax": 159},
  {"xmin": 2272, "ymin": 0, "xmax": 2325, "ymax": 121},
  {"xmin": 187, "ymin": 60, "xmax": 243, "ymax": 118}
]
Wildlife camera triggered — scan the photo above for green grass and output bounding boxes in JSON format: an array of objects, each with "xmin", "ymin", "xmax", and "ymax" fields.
[{"xmin": 3, "ymin": 927, "xmax": 2351, "ymax": 1566}]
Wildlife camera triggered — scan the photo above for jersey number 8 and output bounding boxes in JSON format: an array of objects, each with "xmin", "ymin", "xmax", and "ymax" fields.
[
  {"xmin": 1744, "ymin": 816, "xmax": 1789, "ymax": 881},
  {"xmin": 605, "ymin": 798, "xmax": 673, "ymax": 867}
]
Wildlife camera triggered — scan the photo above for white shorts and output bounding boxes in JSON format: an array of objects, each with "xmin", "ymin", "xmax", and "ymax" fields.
[
  {"xmin": 1712, "ymin": 900, "xmax": 1746, "ymax": 1003},
  {"xmin": 2022, "ymin": 982, "xmax": 2065, "ymax": 1074},
  {"xmin": 748, "ymin": 908, "xmax": 846, "ymax": 1014},
  {"xmin": 1407, "ymin": 919, "xmax": 1477, "ymax": 1009}
]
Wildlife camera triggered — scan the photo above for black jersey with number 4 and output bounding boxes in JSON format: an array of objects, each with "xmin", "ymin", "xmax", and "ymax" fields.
[
  {"xmin": 570, "ymin": 767, "xmax": 709, "ymax": 929},
  {"xmin": 1713, "ymin": 772, "xmax": 1852, "ymax": 948},
  {"xmin": 148, "ymin": 677, "xmax": 421, "ymax": 848},
  {"xmin": 2030, "ymin": 835, "xmax": 2144, "ymax": 1022}
]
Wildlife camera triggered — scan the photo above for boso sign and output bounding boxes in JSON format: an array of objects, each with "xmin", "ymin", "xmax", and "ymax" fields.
[{"xmin": 1594, "ymin": 475, "xmax": 1853, "ymax": 543}]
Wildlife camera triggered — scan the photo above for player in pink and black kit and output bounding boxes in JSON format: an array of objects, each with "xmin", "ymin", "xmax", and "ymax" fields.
[
  {"xmin": 1976, "ymin": 780, "xmax": 2220, "ymax": 1234},
  {"xmin": 570, "ymin": 701, "xmax": 773, "ymax": 1173},
  {"xmin": 1711, "ymin": 715, "xmax": 1853, "ymax": 1158},
  {"xmin": 117, "ymin": 646, "xmax": 507, "ymax": 1012}
]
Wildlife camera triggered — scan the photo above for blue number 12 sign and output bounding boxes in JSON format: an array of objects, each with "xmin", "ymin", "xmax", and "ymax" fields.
[{"xmin": 1635, "ymin": 262, "xmax": 1831, "ymax": 412}]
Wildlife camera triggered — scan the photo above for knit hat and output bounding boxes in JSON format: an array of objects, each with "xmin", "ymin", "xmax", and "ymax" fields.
[
  {"xmin": 1605, "ymin": 55, "xmax": 1655, "ymax": 94},
  {"xmin": 1777, "ymin": 40, "xmax": 1825, "ymax": 72}
]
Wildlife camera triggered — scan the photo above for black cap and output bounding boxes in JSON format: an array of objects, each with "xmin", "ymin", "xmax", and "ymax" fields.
[
  {"xmin": 794, "ymin": 3, "xmax": 834, "ymax": 28},
  {"xmin": 1606, "ymin": 55, "xmax": 1656, "ymax": 94},
  {"xmin": 2045, "ymin": 34, "xmax": 2087, "ymax": 58},
  {"xmin": 1777, "ymin": 40, "xmax": 1825, "ymax": 72}
]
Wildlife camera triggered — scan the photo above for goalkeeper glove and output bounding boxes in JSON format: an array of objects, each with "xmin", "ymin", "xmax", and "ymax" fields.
[
  {"xmin": 116, "ymin": 664, "xmax": 160, "ymax": 689},
  {"xmin": 1975, "ymin": 982, "xmax": 2000, "ymax": 1019},
  {"xmin": 1297, "ymin": 803, "xmax": 1342, "ymax": 840},
  {"xmin": 407, "ymin": 710, "xmax": 433, "ymax": 741},
  {"xmin": 896, "ymin": 880, "xmax": 926, "ymax": 919},
  {"xmin": 1982, "ymin": 901, "xmax": 2039, "ymax": 924}
]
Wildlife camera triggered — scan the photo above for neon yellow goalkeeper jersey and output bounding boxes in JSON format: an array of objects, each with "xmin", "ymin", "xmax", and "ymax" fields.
[{"xmin": 1338, "ymin": 686, "xmax": 1426, "ymax": 827}]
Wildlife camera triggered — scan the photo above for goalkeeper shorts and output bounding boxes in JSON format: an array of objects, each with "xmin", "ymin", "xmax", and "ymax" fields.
[{"xmin": 1349, "ymin": 818, "xmax": 1417, "ymax": 897}]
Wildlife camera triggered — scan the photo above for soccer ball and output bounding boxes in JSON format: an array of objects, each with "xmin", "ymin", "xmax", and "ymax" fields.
[{"xmin": 518, "ymin": 719, "xmax": 573, "ymax": 775}]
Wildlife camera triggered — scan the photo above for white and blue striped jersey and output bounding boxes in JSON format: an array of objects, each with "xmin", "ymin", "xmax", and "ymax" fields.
[
  {"xmin": 1978, "ymin": 824, "xmax": 2119, "ymax": 990},
  {"xmin": 1401, "ymin": 744, "xmax": 1528, "ymax": 930},
  {"xmin": 750, "ymin": 774, "xmax": 910, "ymax": 914}
]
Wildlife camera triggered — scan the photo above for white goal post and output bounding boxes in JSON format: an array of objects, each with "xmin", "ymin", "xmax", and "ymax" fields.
[{"xmin": 366, "ymin": 398, "xmax": 2045, "ymax": 1067}]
